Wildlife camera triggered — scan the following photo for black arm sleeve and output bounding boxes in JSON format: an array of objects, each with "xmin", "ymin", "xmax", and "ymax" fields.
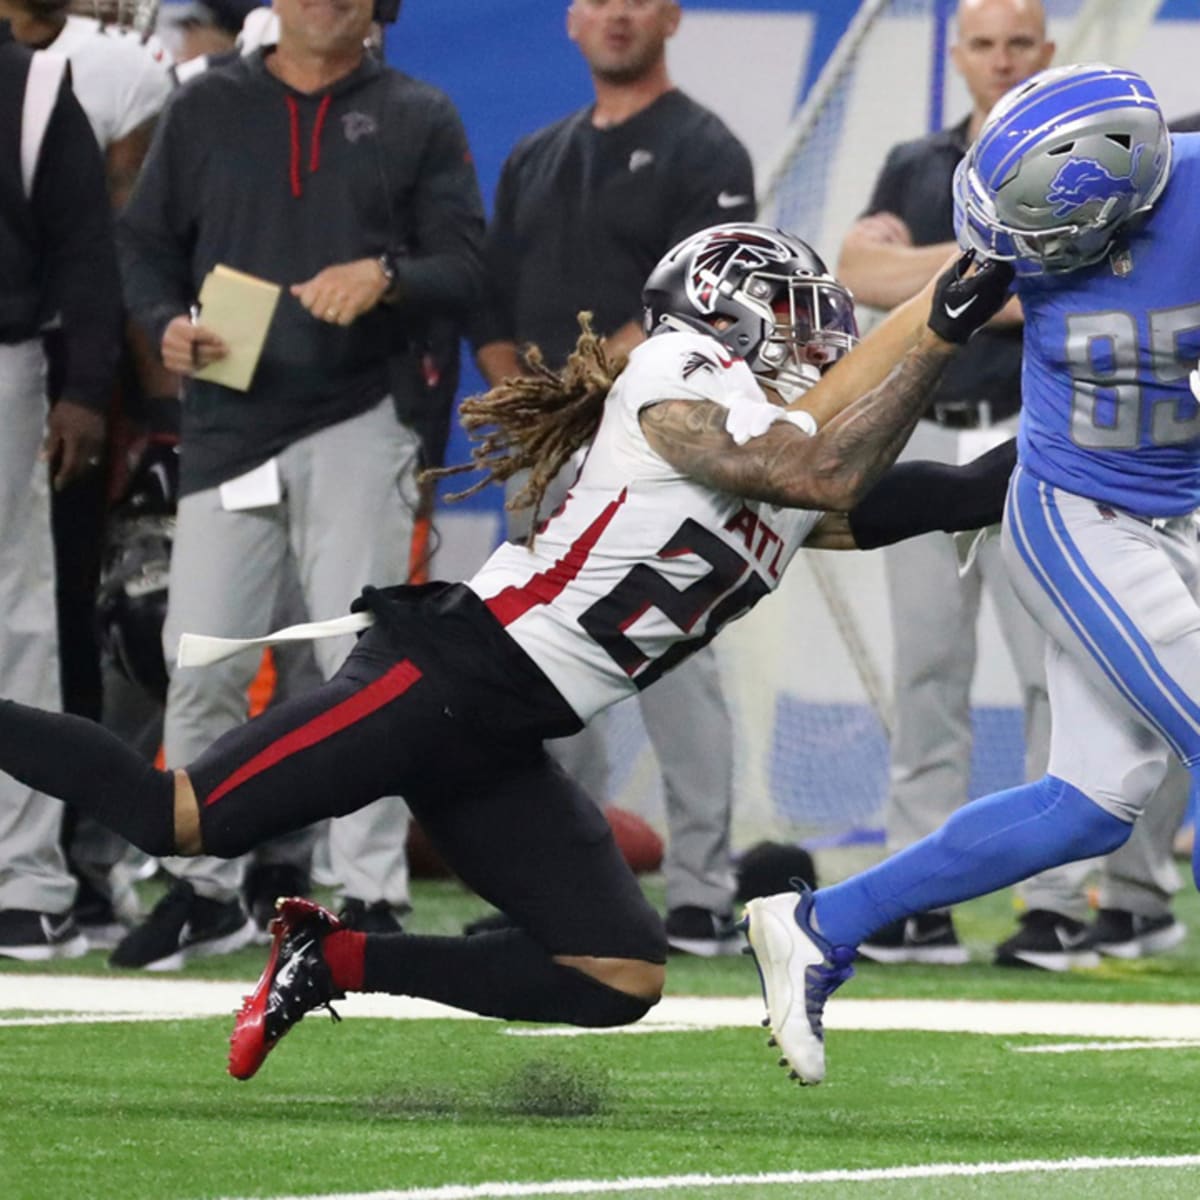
[
  {"xmin": 846, "ymin": 437, "xmax": 1017, "ymax": 550},
  {"xmin": 34, "ymin": 75, "xmax": 122, "ymax": 413}
]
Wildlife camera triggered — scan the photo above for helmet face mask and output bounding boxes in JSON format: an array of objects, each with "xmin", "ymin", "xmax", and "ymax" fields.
[
  {"xmin": 642, "ymin": 223, "xmax": 858, "ymax": 398},
  {"xmin": 953, "ymin": 63, "xmax": 1172, "ymax": 276}
]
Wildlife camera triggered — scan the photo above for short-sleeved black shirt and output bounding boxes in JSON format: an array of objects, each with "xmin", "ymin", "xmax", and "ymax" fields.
[
  {"xmin": 864, "ymin": 116, "xmax": 1022, "ymax": 421},
  {"xmin": 473, "ymin": 88, "xmax": 755, "ymax": 368}
]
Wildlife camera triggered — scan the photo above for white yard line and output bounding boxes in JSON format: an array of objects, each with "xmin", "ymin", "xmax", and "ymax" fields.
[
  {"xmin": 1013, "ymin": 1038, "xmax": 1200, "ymax": 1054},
  {"xmin": 212, "ymin": 1155, "xmax": 1200, "ymax": 1200},
  {"xmin": 3, "ymin": 974, "xmax": 1200, "ymax": 1040}
]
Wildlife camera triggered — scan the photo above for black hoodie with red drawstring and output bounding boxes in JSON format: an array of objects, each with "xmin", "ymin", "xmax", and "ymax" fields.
[{"xmin": 118, "ymin": 48, "xmax": 484, "ymax": 497}]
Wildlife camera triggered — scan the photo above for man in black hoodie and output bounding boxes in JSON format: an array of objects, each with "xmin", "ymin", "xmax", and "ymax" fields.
[{"xmin": 114, "ymin": 0, "xmax": 485, "ymax": 969}]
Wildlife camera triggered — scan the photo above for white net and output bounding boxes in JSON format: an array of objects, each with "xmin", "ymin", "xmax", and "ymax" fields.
[{"xmin": 608, "ymin": 0, "xmax": 1169, "ymax": 849}]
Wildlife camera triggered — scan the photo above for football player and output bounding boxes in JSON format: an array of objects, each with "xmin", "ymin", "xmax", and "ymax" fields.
[
  {"xmin": 745, "ymin": 63, "xmax": 1200, "ymax": 1088},
  {"xmin": 0, "ymin": 223, "xmax": 1012, "ymax": 1077}
]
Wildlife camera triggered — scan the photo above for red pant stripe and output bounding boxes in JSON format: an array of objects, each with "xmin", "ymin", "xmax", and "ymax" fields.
[{"xmin": 202, "ymin": 659, "xmax": 422, "ymax": 808}]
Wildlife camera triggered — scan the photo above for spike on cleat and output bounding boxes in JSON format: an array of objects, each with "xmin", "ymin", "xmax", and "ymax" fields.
[{"xmin": 743, "ymin": 891, "xmax": 856, "ymax": 1088}]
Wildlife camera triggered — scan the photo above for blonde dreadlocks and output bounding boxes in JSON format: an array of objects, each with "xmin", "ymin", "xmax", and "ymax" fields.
[{"xmin": 423, "ymin": 314, "xmax": 626, "ymax": 545}]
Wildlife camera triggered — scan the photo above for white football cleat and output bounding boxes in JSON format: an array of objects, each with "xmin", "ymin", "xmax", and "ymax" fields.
[{"xmin": 743, "ymin": 890, "xmax": 855, "ymax": 1086}]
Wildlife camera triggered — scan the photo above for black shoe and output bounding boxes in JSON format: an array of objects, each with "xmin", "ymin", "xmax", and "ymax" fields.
[
  {"xmin": 72, "ymin": 874, "xmax": 127, "ymax": 951},
  {"xmin": 0, "ymin": 908, "xmax": 87, "ymax": 961},
  {"xmin": 1082, "ymin": 908, "xmax": 1186, "ymax": 960},
  {"xmin": 665, "ymin": 906, "xmax": 745, "ymax": 957},
  {"xmin": 994, "ymin": 909, "xmax": 1101, "ymax": 972},
  {"xmin": 243, "ymin": 863, "xmax": 311, "ymax": 932},
  {"xmin": 463, "ymin": 910, "xmax": 519, "ymax": 936},
  {"xmin": 229, "ymin": 897, "xmax": 346, "ymax": 1080},
  {"xmin": 859, "ymin": 910, "xmax": 969, "ymax": 965},
  {"xmin": 337, "ymin": 897, "xmax": 406, "ymax": 935},
  {"xmin": 109, "ymin": 880, "xmax": 259, "ymax": 970}
]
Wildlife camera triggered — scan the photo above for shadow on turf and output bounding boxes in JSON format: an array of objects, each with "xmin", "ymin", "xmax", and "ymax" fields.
[{"xmin": 362, "ymin": 1058, "xmax": 612, "ymax": 1120}]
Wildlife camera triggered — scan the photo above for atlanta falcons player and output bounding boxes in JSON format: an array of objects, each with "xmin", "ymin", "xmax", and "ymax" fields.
[{"xmin": 0, "ymin": 223, "xmax": 1013, "ymax": 1078}]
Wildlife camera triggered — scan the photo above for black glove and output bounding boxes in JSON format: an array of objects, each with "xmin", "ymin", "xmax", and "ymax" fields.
[{"xmin": 927, "ymin": 251, "xmax": 1015, "ymax": 344}]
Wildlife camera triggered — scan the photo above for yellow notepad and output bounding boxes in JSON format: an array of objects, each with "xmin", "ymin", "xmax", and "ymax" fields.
[{"xmin": 192, "ymin": 264, "xmax": 282, "ymax": 392}]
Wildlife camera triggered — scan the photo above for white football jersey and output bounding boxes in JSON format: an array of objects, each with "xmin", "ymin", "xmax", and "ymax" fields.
[
  {"xmin": 468, "ymin": 331, "xmax": 823, "ymax": 722},
  {"xmin": 50, "ymin": 17, "xmax": 170, "ymax": 149}
]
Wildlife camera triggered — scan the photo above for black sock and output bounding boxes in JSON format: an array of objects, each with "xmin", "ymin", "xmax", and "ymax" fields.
[
  {"xmin": 362, "ymin": 927, "xmax": 657, "ymax": 1027},
  {"xmin": 0, "ymin": 699, "xmax": 176, "ymax": 856}
]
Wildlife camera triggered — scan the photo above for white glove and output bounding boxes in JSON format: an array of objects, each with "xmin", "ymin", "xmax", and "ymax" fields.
[
  {"xmin": 724, "ymin": 401, "xmax": 817, "ymax": 446},
  {"xmin": 724, "ymin": 399, "xmax": 779, "ymax": 445}
]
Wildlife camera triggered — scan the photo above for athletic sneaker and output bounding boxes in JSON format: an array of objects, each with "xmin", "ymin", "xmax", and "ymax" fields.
[
  {"xmin": 665, "ymin": 906, "xmax": 745, "ymax": 957},
  {"xmin": 742, "ymin": 890, "xmax": 855, "ymax": 1086},
  {"xmin": 72, "ymin": 885, "xmax": 127, "ymax": 951},
  {"xmin": 229, "ymin": 897, "xmax": 346, "ymax": 1080},
  {"xmin": 993, "ymin": 909, "xmax": 1101, "ymax": 972},
  {"xmin": 0, "ymin": 908, "xmax": 88, "ymax": 961},
  {"xmin": 108, "ymin": 879, "xmax": 259, "ymax": 971},
  {"xmin": 858, "ymin": 910, "xmax": 969, "ymax": 965},
  {"xmin": 1082, "ymin": 909, "xmax": 1186, "ymax": 960},
  {"xmin": 338, "ymin": 897, "xmax": 406, "ymax": 935}
]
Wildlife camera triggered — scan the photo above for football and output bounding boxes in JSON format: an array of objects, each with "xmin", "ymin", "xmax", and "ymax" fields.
[
  {"xmin": 406, "ymin": 805, "xmax": 663, "ymax": 878},
  {"xmin": 604, "ymin": 804, "xmax": 664, "ymax": 875}
]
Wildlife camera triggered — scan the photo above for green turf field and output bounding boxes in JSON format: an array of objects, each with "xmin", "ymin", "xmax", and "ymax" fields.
[{"xmin": 2, "ymin": 866, "xmax": 1200, "ymax": 1200}]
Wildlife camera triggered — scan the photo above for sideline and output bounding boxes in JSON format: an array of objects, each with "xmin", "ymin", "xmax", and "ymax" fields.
[{"xmin": 4, "ymin": 974, "xmax": 1200, "ymax": 1039}]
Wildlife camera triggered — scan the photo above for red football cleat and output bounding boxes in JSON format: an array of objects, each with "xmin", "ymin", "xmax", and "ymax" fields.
[{"xmin": 228, "ymin": 896, "xmax": 346, "ymax": 1081}]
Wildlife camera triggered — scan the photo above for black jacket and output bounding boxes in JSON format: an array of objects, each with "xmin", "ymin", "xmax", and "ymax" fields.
[
  {"xmin": 472, "ymin": 89, "xmax": 755, "ymax": 368},
  {"xmin": 119, "ymin": 48, "xmax": 485, "ymax": 494},
  {"xmin": 0, "ymin": 25, "xmax": 120, "ymax": 412}
]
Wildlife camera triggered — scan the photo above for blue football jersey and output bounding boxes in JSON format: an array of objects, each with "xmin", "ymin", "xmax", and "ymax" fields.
[{"xmin": 1016, "ymin": 133, "xmax": 1200, "ymax": 516}]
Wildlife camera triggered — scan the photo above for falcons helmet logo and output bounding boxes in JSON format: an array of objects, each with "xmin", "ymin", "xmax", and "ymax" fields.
[{"xmin": 685, "ymin": 230, "xmax": 792, "ymax": 314}]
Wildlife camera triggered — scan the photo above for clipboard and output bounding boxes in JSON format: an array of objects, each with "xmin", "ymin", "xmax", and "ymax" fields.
[{"xmin": 192, "ymin": 264, "xmax": 281, "ymax": 392}]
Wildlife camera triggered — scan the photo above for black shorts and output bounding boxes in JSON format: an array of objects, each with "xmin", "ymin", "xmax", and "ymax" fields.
[{"xmin": 187, "ymin": 585, "xmax": 665, "ymax": 964}]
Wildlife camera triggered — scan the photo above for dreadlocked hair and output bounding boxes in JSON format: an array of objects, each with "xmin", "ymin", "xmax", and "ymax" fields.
[{"xmin": 422, "ymin": 313, "xmax": 626, "ymax": 545}]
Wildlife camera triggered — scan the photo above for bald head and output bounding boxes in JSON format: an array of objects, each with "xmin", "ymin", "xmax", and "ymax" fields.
[
  {"xmin": 957, "ymin": 0, "xmax": 1046, "ymax": 39},
  {"xmin": 952, "ymin": 0, "xmax": 1055, "ymax": 129}
]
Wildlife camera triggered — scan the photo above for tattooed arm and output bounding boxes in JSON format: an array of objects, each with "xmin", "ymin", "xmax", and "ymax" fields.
[{"xmin": 640, "ymin": 327, "xmax": 956, "ymax": 513}]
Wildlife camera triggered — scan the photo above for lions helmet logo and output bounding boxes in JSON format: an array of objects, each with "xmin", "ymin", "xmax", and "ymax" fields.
[
  {"xmin": 686, "ymin": 230, "xmax": 791, "ymax": 314},
  {"xmin": 1046, "ymin": 143, "xmax": 1145, "ymax": 219}
]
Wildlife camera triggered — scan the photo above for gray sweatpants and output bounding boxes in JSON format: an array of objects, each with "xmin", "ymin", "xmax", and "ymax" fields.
[
  {"xmin": 0, "ymin": 341, "xmax": 75, "ymax": 914},
  {"xmin": 160, "ymin": 398, "xmax": 420, "ymax": 907}
]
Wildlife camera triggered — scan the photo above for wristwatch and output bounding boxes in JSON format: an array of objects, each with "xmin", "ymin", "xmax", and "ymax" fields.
[{"xmin": 376, "ymin": 252, "xmax": 399, "ymax": 303}]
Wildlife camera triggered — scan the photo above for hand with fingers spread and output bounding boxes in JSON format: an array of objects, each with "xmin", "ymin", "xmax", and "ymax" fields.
[
  {"xmin": 290, "ymin": 259, "xmax": 392, "ymax": 328},
  {"xmin": 926, "ymin": 250, "xmax": 1016, "ymax": 345}
]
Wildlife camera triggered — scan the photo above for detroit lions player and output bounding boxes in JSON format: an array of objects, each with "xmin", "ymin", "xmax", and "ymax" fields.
[{"xmin": 745, "ymin": 63, "xmax": 1197, "ymax": 1087}]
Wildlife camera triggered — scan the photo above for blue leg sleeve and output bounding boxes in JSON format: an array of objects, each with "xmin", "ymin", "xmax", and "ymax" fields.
[
  {"xmin": 1188, "ymin": 771, "xmax": 1200, "ymax": 893},
  {"xmin": 814, "ymin": 775, "xmax": 1131, "ymax": 948}
]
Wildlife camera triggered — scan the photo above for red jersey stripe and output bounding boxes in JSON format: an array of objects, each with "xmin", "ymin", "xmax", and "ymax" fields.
[
  {"xmin": 486, "ymin": 488, "xmax": 628, "ymax": 627},
  {"xmin": 202, "ymin": 659, "xmax": 422, "ymax": 808}
]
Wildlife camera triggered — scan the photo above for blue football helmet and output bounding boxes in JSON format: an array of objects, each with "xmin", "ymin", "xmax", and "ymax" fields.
[{"xmin": 953, "ymin": 63, "xmax": 1172, "ymax": 275}]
